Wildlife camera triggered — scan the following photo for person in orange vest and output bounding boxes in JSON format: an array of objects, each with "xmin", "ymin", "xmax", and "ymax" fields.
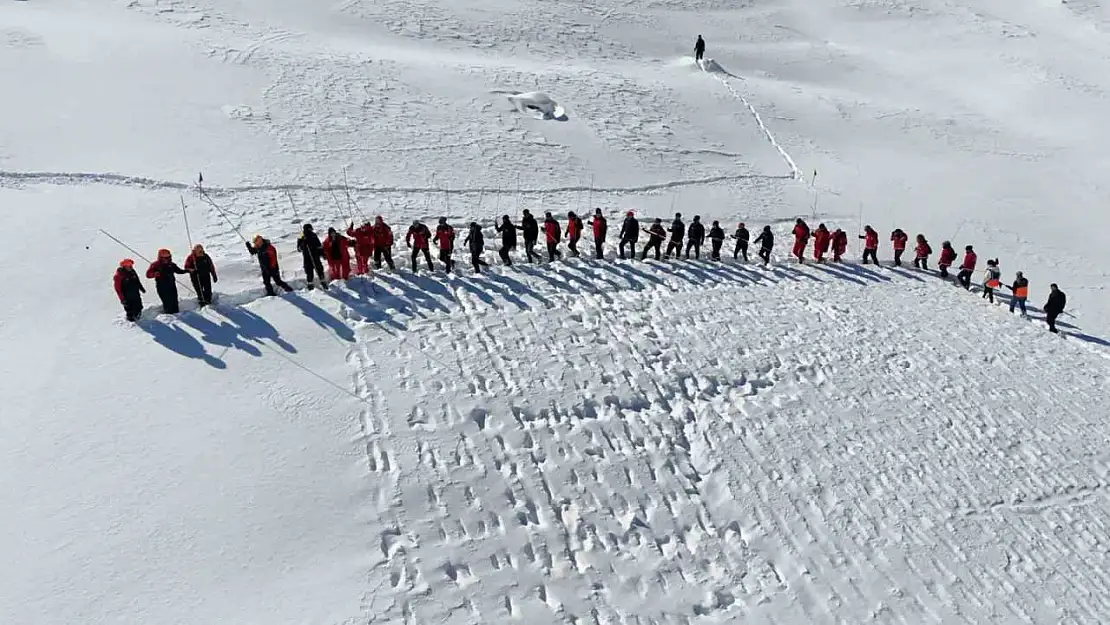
[
  {"xmin": 346, "ymin": 221, "xmax": 375, "ymax": 276},
  {"xmin": 913, "ymin": 234, "xmax": 932, "ymax": 270},
  {"xmin": 831, "ymin": 228, "xmax": 847, "ymax": 263},
  {"xmin": 791, "ymin": 218, "xmax": 810, "ymax": 263},
  {"xmin": 957, "ymin": 245, "xmax": 977, "ymax": 290},
  {"xmin": 890, "ymin": 228, "xmax": 909, "ymax": 266},
  {"xmin": 812, "ymin": 223, "xmax": 830, "ymax": 262},
  {"xmin": 543, "ymin": 212, "xmax": 562, "ymax": 261},
  {"xmin": 937, "ymin": 241, "xmax": 957, "ymax": 277},
  {"xmin": 1005, "ymin": 271, "xmax": 1029, "ymax": 316},
  {"xmin": 858, "ymin": 226, "xmax": 879, "ymax": 264},
  {"xmin": 981, "ymin": 258, "xmax": 1001, "ymax": 303}
]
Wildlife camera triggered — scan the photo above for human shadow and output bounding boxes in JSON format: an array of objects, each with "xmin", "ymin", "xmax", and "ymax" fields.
[
  {"xmin": 599, "ymin": 260, "xmax": 667, "ymax": 290},
  {"xmin": 139, "ymin": 318, "xmax": 226, "ymax": 369},
  {"xmin": 884, "ymin": 265, "xmax": 927, "ymax": 282},
  {"xmin": 806, "ymin": 262, "xmax": 867, "ymax": 286},
  {"xmin": 281, "ymin": 292, "xmax": 356, "ymax": 343},
  {"xmin": 774, "ymin": 263, "xmax": 824, "ymax": 283},
  {"xmin": 516, "ymin": 263, "xmax": 583, "ymax": 295},
  {"xmin": 377, "ymin": 273, "xmax": 452, "ymax": 316},
  {"xmin": 178, "ymin": 309, "xmax": 263, "ymax": 357},
  {"xmin": 322, "ymin": 284, "xmax": 407, "ymax": 333},
  {"xmin": 482, "ymin": 270, "xmax": 545, "ymax": 309},
  {"xmin": 212, "ymin": 304, "xmax": 298, "ymax": 353},
  {"xmin": 821, "ymin": 261, "xmax": 891, "ymax": 283}
]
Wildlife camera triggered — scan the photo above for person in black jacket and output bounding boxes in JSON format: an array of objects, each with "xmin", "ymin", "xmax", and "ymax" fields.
[
  {"xmin": 296, "ymin": 223, "xmax": 328, "ymax": 289},
  {"xmin": 247, "ymin": 235, "xmax": 293, "ymax": 296},
  {"xmin": 641, "ymin": 219, "xmax": 667, "ymax": 260},
  {"xmin": 113, "ymin": 259, "xmax": 146, "ymax": 322},
  {"xmin": 618, "ymin": 210, "xmax": 639, "ymax": 259},
  {"xmin": 519, "ymin": 209, "xmax": 539, "ymax": 262},
  {"xmin": 145, "ymin": 249, "xmax": 191, "ymax": 314},
  {"xmin": 732, "ymin": 222, "xmax": 750, "ymax": 261},
  {"xmin": 495, "ymin": 215, "xmax": 518, "ymax": 266},
  {"xmin": 1044, "ymin": 283, "xmax": 1066, "ymax": 333},
  {"xmin": 666, "ymin": 213, "xmax": 685, "ymax": 258},
  {"xmin": 462, "ymin": 222, "xmax": 489, "ymax": 274},
  {"xmin": 589, "ymin": 208, "xmax": 607, "ymax": 259},
  {"xmin": 184, "ymin": 244, "xmax": 218, "ymax": 307},
  {"xmin": 694, "ymin": 35, "xmax": 705, "ymax": 62},
  {"xmin": 708, "ymin": 221, "xmax": 725, "ymax": 261},
  {"xmin": 753, "ymin": 226, "xmax": 774, "ymax": 266},
  {"xmin": 685, "ymin": 215, "xmax": 705, "ymax": 259}
]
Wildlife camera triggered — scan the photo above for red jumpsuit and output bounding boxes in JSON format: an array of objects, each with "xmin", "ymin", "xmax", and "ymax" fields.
[
  {"xmin": 792, "ymin": 222, "xmax": 810, "ymax": 261},
  {"xmin": 323, "ymin": 233, "xmax": 352, "ymax": 280},
  {"xmin": 812, "ymin": 227, "xmax": 831, "ymax": 262},
  {"xmin": 347, "ymin": 223, "xmax": 375, "ymax": 275}
]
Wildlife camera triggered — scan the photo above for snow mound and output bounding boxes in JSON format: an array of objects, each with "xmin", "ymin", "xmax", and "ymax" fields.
[{"xmin": 506, "ymin": 91, "xmax": 567, "ymax": 121}]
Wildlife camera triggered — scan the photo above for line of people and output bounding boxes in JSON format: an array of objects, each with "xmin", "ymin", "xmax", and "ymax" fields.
[{"xmin": 111, "ymin": 211, "xmax": 1068, "ymax": 333}]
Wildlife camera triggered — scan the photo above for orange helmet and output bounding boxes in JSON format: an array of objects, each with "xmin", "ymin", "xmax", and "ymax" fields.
[
  {"xmin": 119, "ymin": 258, "xmax": 135, "ymax": 268},
  {"xmin": 157, "ymin": 248, "xmax": 171, "ymax": 258}
]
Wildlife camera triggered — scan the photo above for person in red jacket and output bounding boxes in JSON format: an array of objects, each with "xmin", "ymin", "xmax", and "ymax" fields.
[
  {"xmin": 184, "ymin": 244, "xmax": 218, "ymax": 307},
  {"xmin": 405, "ymin": 219, "xmax": 434, "ymax": 272},
  {"xmin": 791, "ymin": 218, "xmax": 810, "ymax": 262},
  {"xmin": 246, "ymin": 235, "xmax": 293, "ymax": 296},
  {"xmin": 544, "ymin": 212, "xmax": 562, "ymax": 261},
  {"xmin": 831, "ymin": 228, "xmax": 848, "ymax": 263},
  {"xmin": 434, "ymin": 218, "xmax": 456, "ymax": 272},
  {"xmin": 957, "ymin": 245, "xmax": 977, "ymax": 290},
  {"xmin": 114, "ymin": 258, "xmax": 146, "ymax": 322},
  {"xmin": 859, "ymin": 225, "xmax": 879, "ymax": 264},
  {"xmin": 913, "ymin": 234, "xmax": 932, "ymax": 270},
  {"xmin": 371, "ymin": 216, "xmax": 396, "ymax": 270},
  {"xmin": 812, "ymin": 223, "xmax": 831, "ymax": 262},
  {"xmin": 937, "ymin": 241, "xmax": 956, "ymax": 277},
  {"xmin": 146, "ymin": 248, "xmax": 191, "ymax": 314},
  {"xmin": 565, "ymin": 211, "xmax": 583, "ymax": 257},
  {"xmin": 890, "ymin": 229, "xmax": 909, "ymax": 266},
  {"xmin": 346, "ymin": 221, "xmax": 375, "ymax": 275},
  {"xmin": 590, "ymin": 208, "xmax": 607, "ymax": 259},
  {"xmin": 323, "ymin": 227, "xmax": 352, "ymax": 281}
]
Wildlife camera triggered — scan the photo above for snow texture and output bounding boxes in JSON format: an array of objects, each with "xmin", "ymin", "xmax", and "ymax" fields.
[{"xmin": 4, "ymin": 0, "xmax": 1110, "ymax": 623}]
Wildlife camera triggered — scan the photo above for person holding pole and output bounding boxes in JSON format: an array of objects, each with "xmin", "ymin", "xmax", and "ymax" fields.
[
  {"xmin": 184, "ymin": 244, "xmax": 217, "ymax": 307},
  {"xmin": 146, "ymin": 249, "xmax": 191, "ymax": 314},
  {"xmin": 113, "ymin": 258, "xmax": 146, "ymax": 322},
  {"xmin": 246, "ymin": 235, "xmax": 293, "ymax": 296}
]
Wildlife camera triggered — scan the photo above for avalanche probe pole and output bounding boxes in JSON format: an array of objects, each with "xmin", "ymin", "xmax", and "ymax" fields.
[
  {"xmin": 197, "ymin": 172, "xmax": 250, "ymax": 244},
  {"xmin": 180, "ymin": 195, "xmax": 193, "ymax": 249},
  {"xmin": 810, "ymin": 169, "xmax": 819, "ymax": 220},
  {"xmin": 99, "ymin": 229, "xmax": 198, "ymax": 295}
]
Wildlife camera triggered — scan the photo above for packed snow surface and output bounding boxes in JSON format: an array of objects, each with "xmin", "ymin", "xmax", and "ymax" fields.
[{"xmin": 4, "ymin": 0, "xmax": 1110, "ymax": 623}]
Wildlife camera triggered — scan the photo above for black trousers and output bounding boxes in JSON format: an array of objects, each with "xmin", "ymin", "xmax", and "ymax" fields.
[
  {"xmin": 894, "ymin": 249, "xmax": 904, "ymax": 266},
  {"xmin": 666, "ymin": 239, "xmax": 682, "ymax": 257},
  {"xmin": 734, "ymin": 240, "xmax": 748, "ymax": 261},
  {"xmin": 547, "ymin": 241, "xmax": 561, "ymax": 262},
  {"xmin": 156, "ymin": 283, "xmax": 179, "ymax": 314},
  {"xmin": 957, "ymin": 269, "xmax": 972, "ymax": 290},
  {"xmin": 914, "ymin": 256, "xmax": 929, "ymax": 270},
  {"xmin": 696, "ymin": 49, "xmax": 704, "ymax": 61},
  {"xmin": 123, "ymin": 295, "xmax": 143, "ymax": 321},
  {"xmin": 439, "ymin": 248, "xmax": 454, "ymax": 272},
  {"xmin": 568, "ymin": 236, "xmax": 580, "ymax": 257},
  {"xmin": 262, "ymin": 268, "xmax": 293, "ymax": 296},
  {"xmin": 470, "ymin": 251, "xmax": 488, "ymax": 273},
  {"xmin": 1046, "ymin": 311, "xmax": 1060, "ymax": 333},
  {"xmin": 939, "ymin": 265, "xmax": 950, "ymax": 277},
  {"xmin": 862, "ymin": 248, "xmax": 878, "ymax": 264},
  {"xmin": 758, "ymin": 246, "xmax": 771, "ymax": 265},
  {"xmin": 711, "ymin": 239, "xmax": 723, "ymax": 260},
  {"xmin": 499, "ymin": 244, "xmax": 514, "ymax": 265},
  {"xmin": 594, "ymin": 238, "xmax": 604, "ymax": 259},
  {"xmin": 374, "ymin": 246, "xmax": 395, "ymax": 270},
  {"xmin": 303, "ymin": 255, "xmax": 327, "ymax": 287},
  {"xmin": 191, "ymin": 274, "xmax": 213, "ymax": 306},
  {"xmin": 685, "ymin": 240, "xmax": 701, "ymax": 259},
  {"xmin": 641, "ymin": 239, "xmax": 662, "ymax": 260},
  {"xmin": 982, "ymin": 287, "xmax": 995, "ymax": 303},
  {"xmin": 524, "ymin": 237, "xmax": 538, "ymax": 262},
  {"xmin": 619, "ymin": 239, "xmax": 637, "ymax": 259},
  {"xmin": 411, "ymin": 247, "xmax": 433, "ymax": 272}
]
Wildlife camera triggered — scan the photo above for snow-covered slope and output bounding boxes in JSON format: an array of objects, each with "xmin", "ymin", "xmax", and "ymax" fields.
[{"xmin": 4, "ymin": 0, "xmax": 1110, "ymax": 623}]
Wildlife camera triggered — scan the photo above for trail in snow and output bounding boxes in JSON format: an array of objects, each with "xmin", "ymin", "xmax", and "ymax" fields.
[{"xmin": 700, "ymin": 59, "xmax": 803, "ymax": 180}]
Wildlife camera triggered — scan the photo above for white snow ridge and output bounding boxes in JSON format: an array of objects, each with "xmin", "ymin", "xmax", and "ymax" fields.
[{"xmin": 6, "ymin": 0, "xmax": 1110, "ymax": 624}]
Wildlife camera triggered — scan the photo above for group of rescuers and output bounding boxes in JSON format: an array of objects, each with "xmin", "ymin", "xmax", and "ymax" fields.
[{"xmin": 112, "ymin": 211, "xmax": 1069, "ymax": 334}]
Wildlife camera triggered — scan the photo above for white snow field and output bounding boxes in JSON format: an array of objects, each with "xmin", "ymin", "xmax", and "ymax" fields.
[{"xmin": 4, "ymin": 0, "xmax": 1110, "ymax": 623}]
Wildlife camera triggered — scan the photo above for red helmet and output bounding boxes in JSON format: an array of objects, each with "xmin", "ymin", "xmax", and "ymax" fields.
[
  {"xmin": 157, "ymin": 248, "xmax": 171, "ymax": 258},
  {"xmin": 119, "ymin": 258, "xmax": 135, "ymax": 268}
]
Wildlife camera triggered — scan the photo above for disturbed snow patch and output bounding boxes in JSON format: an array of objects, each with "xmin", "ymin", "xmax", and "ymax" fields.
[{"xmin": 506, "ymin": 91, "xmax": 567, "ymax": 121}]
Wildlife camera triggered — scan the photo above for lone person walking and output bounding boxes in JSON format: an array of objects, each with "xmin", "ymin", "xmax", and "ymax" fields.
[{"xmin": 694, "ymin": 35, "xmax": 705, "ymax": 62}]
